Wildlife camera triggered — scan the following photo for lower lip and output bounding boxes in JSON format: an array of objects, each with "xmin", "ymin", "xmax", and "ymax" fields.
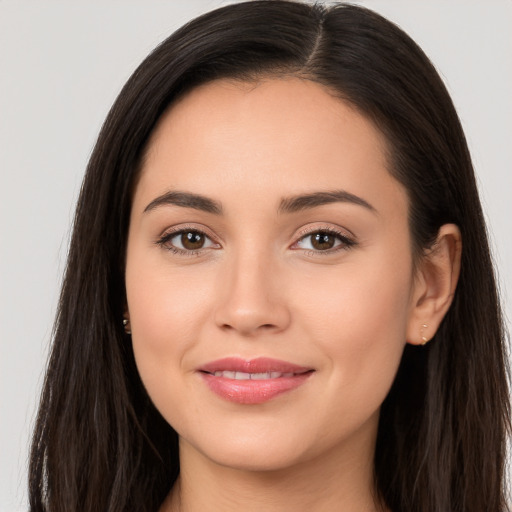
[{"xmin": 200, "ymin": 372, "xmax": 313, "ymax": 404}]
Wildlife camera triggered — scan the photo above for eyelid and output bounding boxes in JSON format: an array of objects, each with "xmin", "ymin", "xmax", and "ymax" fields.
[
  {"xmin": 290, "ymin": 224, "xmax": 357, "ymax": 253},
  {"xmin": 155, "ymin": 222, "xmax": 356, "ymax": 256},
  {"xmin": 157, "ymin": 223, "xmax": 218, "ymax": 240},
  {"xmin": 294, "ymin": 223, "xmax": 355, "ymax": 240},
  {"xmin": 156, "ymin": 224, "xmax": 221, "ymax": 255}
]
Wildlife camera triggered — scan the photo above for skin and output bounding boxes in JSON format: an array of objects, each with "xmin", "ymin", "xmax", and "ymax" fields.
[{"xmin": 125, "ymin": 78, "xmax": 461, "ymax": 512}]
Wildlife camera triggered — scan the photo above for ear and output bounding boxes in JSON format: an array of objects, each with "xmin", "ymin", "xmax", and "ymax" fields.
[{"xmin": 406, "ymin": 224, "xmax": 462, "ymax": 345}]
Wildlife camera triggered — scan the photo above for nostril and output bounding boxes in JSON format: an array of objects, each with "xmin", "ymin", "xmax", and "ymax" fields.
[{"xmin": 220, "ymin": 323, "xmax": 276, "ymax": 331}]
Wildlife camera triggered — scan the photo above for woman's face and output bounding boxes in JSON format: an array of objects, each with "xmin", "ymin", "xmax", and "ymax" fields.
[{"xmin": 125, "ymin": 78, "xmax": 418, "ymax": 472}]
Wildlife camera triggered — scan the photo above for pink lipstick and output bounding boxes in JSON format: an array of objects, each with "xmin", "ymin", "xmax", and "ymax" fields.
[{"xmin": 198, "ymin": 357, "xmax": 313, "ymax": 404}]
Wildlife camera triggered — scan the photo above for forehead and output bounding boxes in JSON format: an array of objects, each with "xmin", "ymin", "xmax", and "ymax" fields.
[{"xmin": 136, "ymin": 77, "xmax": 406, "ymax": 218}]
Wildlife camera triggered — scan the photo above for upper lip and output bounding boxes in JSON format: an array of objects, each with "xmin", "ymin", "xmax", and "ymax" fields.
[{"xmin": 198, "ymin": 357, "xmax": 313, "ymax": 374}]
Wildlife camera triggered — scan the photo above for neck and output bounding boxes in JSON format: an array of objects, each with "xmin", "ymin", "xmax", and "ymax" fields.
[{"xmin": 160, "ymin": 429, "xmax": 385, "ymax": 512}]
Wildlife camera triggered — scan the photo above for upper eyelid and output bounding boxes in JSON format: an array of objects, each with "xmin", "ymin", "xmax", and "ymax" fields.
[
  {"xmin": 158, "ymin": 223, "xmax": 219, "ymax": 242},
  {"xmin": 156, "ymin": 223, "xmax": 356, "ymax": 248},
  {"xmin": 294, "ymin": 224, "xmax": 355, "ymax": 241},
  {"xmin": 156, "ymin": 227, "xmax": 220, "ymax": 255},
  {"xmin": 290, "ymin": 225, "xmax": 357, "ymax": 252}
]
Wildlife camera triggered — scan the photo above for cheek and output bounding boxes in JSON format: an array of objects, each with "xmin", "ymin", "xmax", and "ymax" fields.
[
  {"xmin": 295, "ymin": 248, "xmax": 412, "ymax": 337},
  {"xmin": 291, "ymin": 250, "xmax": 412, "ymax": 405},
  {"xmin": 125, "ymin": 248, "xmax": 214, "ymax": 399}
]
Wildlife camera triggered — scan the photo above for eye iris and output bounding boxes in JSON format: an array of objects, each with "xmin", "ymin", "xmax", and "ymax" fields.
[
  {"xmin": 181, "ymin": 231, "xmax": 205, "ymax": 250},
  {"xmin": 311, "ymin": 232, "xmax": 335, "ymax": 250}
]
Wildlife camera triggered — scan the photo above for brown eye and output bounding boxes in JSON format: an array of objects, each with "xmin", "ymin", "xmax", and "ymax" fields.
[
  {"xmin": 181, "ymin": 231, "xmax": 205, "ymax": 250},
  {"xmin": 158, "ymin": 228, "xmax": 218, "ymax": 254},
  {"xmin": 310, "ymin": 232, "xmax": 336, "ymax": 250},
  {"xmin": 294, "ymin": 229, "xmax": 354, "ymax": 253}
]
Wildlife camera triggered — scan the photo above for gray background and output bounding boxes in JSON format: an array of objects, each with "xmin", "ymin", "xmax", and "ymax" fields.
[{"xmin": 1, "ymin": 1, "xmax": 511, "ymax": 510}]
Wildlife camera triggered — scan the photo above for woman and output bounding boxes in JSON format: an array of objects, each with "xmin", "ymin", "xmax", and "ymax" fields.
[{"xmin": 29, "ymin": 2, "xmax": 510, "ymax": 511}]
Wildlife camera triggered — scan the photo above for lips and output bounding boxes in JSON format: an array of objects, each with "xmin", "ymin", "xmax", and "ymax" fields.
[
  {"xmin": 211, "ymin": 370, "xmax": 297, "ymax": 379},
  {"xmin": 198, "ymin": 357, "xmax": 314, "ymax": 404}
]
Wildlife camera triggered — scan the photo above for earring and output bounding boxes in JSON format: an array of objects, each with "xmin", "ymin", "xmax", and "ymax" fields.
[
  {"xmin": 420, "ymin": 323, "xmax": 429, "ymax": 345},
  {"xmin": 123, "ymin": 317, "xmax": 131, "ymax": 335}
]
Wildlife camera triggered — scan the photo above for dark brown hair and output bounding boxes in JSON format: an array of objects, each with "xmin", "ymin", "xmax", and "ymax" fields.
[{"xmin": 29, "ymin": 2, "xmax": 510, "ymax": 511}]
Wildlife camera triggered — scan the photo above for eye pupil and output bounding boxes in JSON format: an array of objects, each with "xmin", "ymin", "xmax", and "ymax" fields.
[
  {"xmin": 181, "ymin": 231, "xmax": 205, "ymax": 250},
  {"xmin": 312, "ymin": 232, "xmax": 335, "ymax": 250}
]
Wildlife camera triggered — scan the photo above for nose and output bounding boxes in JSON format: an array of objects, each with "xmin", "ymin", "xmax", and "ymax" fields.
[{"xmin": 213, "ymin": 250, "xmax": 291, "ymax": 337}]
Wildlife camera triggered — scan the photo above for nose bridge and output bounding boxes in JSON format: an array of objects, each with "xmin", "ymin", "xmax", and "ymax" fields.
[{"xmin": 214, "ymin": 242, "xmax": 290, "ymax": 335}]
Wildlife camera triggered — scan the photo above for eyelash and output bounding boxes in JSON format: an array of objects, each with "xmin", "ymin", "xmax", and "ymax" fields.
[
  {"xmin": 292, "ymin": 227, "xmax": 356, "ymax": 256},
  {"xmin": 155, "ymin": 226, "xmax": 356, "ymax": 257},
  {"xmin": 156, "ymin": 226, "xmax": 218, "ymax": 256}
]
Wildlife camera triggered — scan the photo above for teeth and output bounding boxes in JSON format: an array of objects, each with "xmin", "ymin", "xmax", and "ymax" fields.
[
  {"xmin": 251, "ymin": 372, "xmax": 271, "ymax": 380},
  {"xmin": 211, "ymin": 371, "xmax": 296, "ymax": 380}
]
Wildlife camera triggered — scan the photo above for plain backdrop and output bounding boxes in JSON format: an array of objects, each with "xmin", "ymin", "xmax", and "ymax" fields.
[{"xmin": 1, "ymin": 1, "xmax": 511, "ymax": 510}]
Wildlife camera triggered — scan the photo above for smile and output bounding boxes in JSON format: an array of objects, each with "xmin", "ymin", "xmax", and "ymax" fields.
[
  {"xmin": 198, "ymin": 357, "xmax": 314, "ymax": 404},
  {"xmin": 210, "ymin": 371, "xmax": 297, "ymax": 379}
]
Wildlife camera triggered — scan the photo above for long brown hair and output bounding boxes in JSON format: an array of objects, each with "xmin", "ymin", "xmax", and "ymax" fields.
[{"xmin": 29, "ymin": 2, "xmax": 510, "ymax": 511}]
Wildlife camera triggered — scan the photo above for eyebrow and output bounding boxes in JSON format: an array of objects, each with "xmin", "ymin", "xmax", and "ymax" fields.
[
  {"xmin": 143, "ymin": 189, "xmax": 376, "ymax": 216},
  {"xmin": 143, "ymin": 191, "xmax": 223, "ymax": 215},
  {"xmin": 278, "ymin": 190, "xmax": 376, "ymax": 214}
]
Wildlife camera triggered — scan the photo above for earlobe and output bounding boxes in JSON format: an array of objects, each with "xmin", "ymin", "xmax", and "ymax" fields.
[
  {"xmin": 123, "ymin": 311, "xmax": 132, "ymax": 335},
  {"xmin": 406, "ymin": 223, "xmax": 462, "ymax": 346}
]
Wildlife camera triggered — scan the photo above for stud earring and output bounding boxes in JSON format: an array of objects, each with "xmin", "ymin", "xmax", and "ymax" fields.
[
  {"xmin": 123, "ymin": 317, "xmax": 131, "ymax": 335},
  {"xmin": 420, "ymin": 323, "xmax": 429, "ymax": 345}
]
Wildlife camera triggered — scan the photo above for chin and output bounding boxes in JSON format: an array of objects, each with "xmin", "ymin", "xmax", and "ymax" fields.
[{"xmin": 180, "ymin": 428, "xmax": 315, "ymax": 473}]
